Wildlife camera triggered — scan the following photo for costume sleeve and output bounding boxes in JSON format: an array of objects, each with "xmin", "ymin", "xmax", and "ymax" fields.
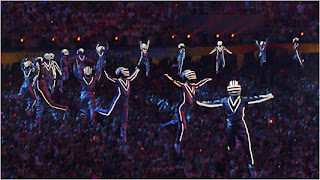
[
  {"xmin": 127, "ymin": 67, "xmax": 140, "ymax": 81},
  {"xmin": 196, "ymin": 99, "xmax": 224, "ymax": 108},
  {"xmin": 164, "ymin": 74, "xmax": 183, "ymax": 89},
  {"xmin": 104, "ymin": 70, "xmax": 117, "ymax": 83},
  {"xmin": 194, "ymin": 78, "xmax": 212, "ymax": 89},
  {"xmin": 243, "ymin": 93, "xmax": 274, "ymax": 105}
]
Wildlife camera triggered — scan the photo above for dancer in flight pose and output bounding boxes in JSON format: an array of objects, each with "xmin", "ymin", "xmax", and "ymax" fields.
[
  {"xmin": 172, "ymin": 43, "xmax": 186, "ymax": 77},
  {"xmin": 292, "ymin": 37, "xmax": 304, "ymax": 67},
  {"xmin": 59, "ymin": 49, "xmax": 71, "ymax": 93},
  {"xmin": 255, "ymin": 38, "xmax": 269, "ymax": 67},
  {"xmin": 95, "ymin": 64, "xmax": 140, "ymax": 143},
  {"xmin": 196, "ymin": 80, "xmax": 274, "ymax": 178},
  {"xmin": 209, "ymin": 41, "xmax": 232, "ymax": 74},
  {"xmin": 138, "ymin": 40, "xmax": 150, "ymax": 77},
  {"xmin": 158, "ymin": 70, "xmax": 212, "ymax": 154},
  {"xmin": 9, "ymin": 57, "xmax": 37, "ymax": 115}
]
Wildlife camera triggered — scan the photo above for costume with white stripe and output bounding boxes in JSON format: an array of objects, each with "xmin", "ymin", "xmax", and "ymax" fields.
[
  {"xmin": 209, "ymin": 41, "xmax": 232, "ymax": 74},
  {"xmin": 9, "ymin": 57, "xmax": 37, "ymax": 113},
  {"xmin": 70, "ymin": 48, "xmax": 96, "ymax": 77},
  {"xmin": 196, "ymin": 80, "xmax": 274, "ymax": 178},
  {"xmin": 255, "ymin": 38, "xmax": 269, "ymax": 67},
  {"xmin": 158, "ymin": 70, "xmax": 212, "ymax": 154},
  {"xmin": 292, "ymin": 37, "xmax": 304, "ymax": 67},
  {"xmin": 33, "ymin": 57, "xmax": 69, "ymax": 126},
  {"xmin": 172, "ymin": 43, "xmax": 186, "ymax": 76},
  {"xmin": 95, "ymin": 43, "xmax": 109, "ymax": 78},
  {"xmin": 138, "ymin": 40, "xmax": 150, "ymax": 77},
  {"xmin": 95, "ymin": 66, "xmax": 140, "ymax": 142}
]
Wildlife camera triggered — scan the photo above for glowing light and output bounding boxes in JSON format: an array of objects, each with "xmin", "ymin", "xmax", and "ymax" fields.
[
  {"xmin": 203, "ymin": 114, "xmax": 206, "ymax": 117},
  {"xmin": 300, "ymin": 32, "xmax": 304, "ymax": 36},
  {"xmin": 199, "ymin": 149, "xmax": 202, "ymax": 152},
  {"xmin": 9, "ymin": 75, "xmax": 12, "ymax": 78},
  {"xmin": 52, "ymin": 37, "xmax": 55, "ymax": 42},
  {"xmin": 231, "ymin": 33, "xmax": 235, "ymax": 38},
  {"xmin": 187, "ymin": 34, "xmax": 191, "ymax": 39},
  {"xmin": 269, "ymin": 119, "xmax": 273, "ymax": 124},
  {"xmin": 20, "ymin": 38, "xmax": 24, "ymax": 43},
  {"xmin": 141, "ymin": 147, "xmax": 144, "ymax": 150},
  {"xmin": 77, "ymin": 36, "xmax": 81, "ymax": 41},
  {"xmin": 115, "ymin": 36, "xmax": 118, "ymax": 41},
  {"xmin": 171, "ymin": 34, "xmax": 175, "ymax": 39},
  {"xmin": 216, "ymin": 34, "xmax": 220, "ymax": 38},
  {"xmin": 13, "ymin": 114, "xmax": 16, "ymax": 117},
  {"xmin": 101, "ymin": 84, "xmax": 104, "ymax": 87}
]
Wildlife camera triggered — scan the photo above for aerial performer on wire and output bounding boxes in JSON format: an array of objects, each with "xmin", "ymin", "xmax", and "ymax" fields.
[
  {"xmin": 95, "ymin": 63, "xmax": 141, "ymax": 143},
  {"xmin": 59, "ymin": 49, "xmax": 72, "ymax": 93},
  {"xmin": 292, "ymin": 37, "xmax": 304, "ymax": 68},
  {"xmin": 9, "ymin": 57, "xmax": 37, "ymax": 116},
  {"xmin": 157, "ymin": 70, "xmax": 212, "ymax": 154},
  {"xmin": 255, "ymin": 38, "xmax": 269, "ymax": 67},
  {"xmin": 32, "ymin": 57, "xmax": 70, "ymax": 128},
  {"xmin": 171, "ymin": 43, "xmax": 186, "ymax": 77},
  {"xmin": 43, "ymin": 53, "xmax": 62, "ymax": 94},
  {"xmin": 95, "ymin": 42, "xmax": 109, "ymax": 79},
  {"xmin": 209, "ymin": 41, "xmax": 232, "ymax": 74},
  {"xmin": 138, "ymin": 40, "xmax": 150, "ymax": 77},
  {"xmin": 70, "ymin": 48, "xmax": 96, "ymax": 77},
  {"xmin": 196, "ymin": 80, "xmax": 274, "ymax": 178}
]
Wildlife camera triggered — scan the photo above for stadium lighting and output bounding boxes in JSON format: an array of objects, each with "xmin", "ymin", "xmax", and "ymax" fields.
[
  {"xmin": 216, "ymin": 34, "xmax": 220, "ymax": 38},
  {"xmin": 77, "ymin": 36, "xmax": 81, "ymax": 41},
  {"xmin": 187, "ymin": 34, "xmax": 191, "ymax": 39}
]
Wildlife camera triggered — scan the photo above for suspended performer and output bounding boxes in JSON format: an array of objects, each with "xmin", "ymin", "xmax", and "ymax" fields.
[
  {"xmin": 43, "ymin": 53, "xmax": 62, "ymax": 94},
  {"xmin": 32, "ymin": 57, "xmax": 70, "ymax": 128},
  {"xmin": 196, "ymin": 80, "xmax": 274, "ymax": 178},
  {"xmin": 70, "ymin": 48, "xmax": 96, "ymax": 77},
  {"xmin": 292, "ymin": 37, "xmax": 304, "ymax": 67},
  {"xmin": 9, "ymin": 57, "xmax": 37, "ymax": 116},
  {"xmin": 95, "ymin": 65, "xmax": 140, "ymax": 143},
  {"xmin": 59, "ymin": 49, "xmax": 72, "ymax": 93},
  {"xmin": 138, "ymin": 40, "xmax": 150, "ymax": 77},
  {"xmin": 95, "ymin": 42, "xmax": 109, "ymax": 79},
  {"xmin": 255, "ymin": 38, "xmax": 269, "ymax": 67},
  {"xmin": 157, "ymin": 70, "xmax": 212, "ymax": 154},
  {"xmin": 171, "ymin": 43, "xmax": 186, "ymax": 77},
  {"xmin": 209, "ymin": 41, "xmax": 232, "ymax": 74}
]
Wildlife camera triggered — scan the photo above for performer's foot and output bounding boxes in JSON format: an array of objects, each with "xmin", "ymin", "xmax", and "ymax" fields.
[
  {"xmin": 174, "ymin": 143, "xmax": 181, "ymax": 155},
  {"xmin": 248, "ymin": 164, "xmax": 257, "ymax": 179}
]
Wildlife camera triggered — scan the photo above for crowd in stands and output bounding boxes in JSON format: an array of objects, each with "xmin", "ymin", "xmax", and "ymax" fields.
[
  {"xmin": 1, "ymin": 48, "xmax": 318, "ymax": 178},
  {"xmin": 1, "ymin": 1, "xmax": 319, "ymax": 50}
]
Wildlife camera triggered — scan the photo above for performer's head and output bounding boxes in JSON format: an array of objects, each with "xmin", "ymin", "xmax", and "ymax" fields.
[
  {"xmin": 77, "ymin": 48, "xmax": 85, "ymax": 55},
  {"xmin": 182, "ymin": 69, "xmax": 197, "ymax": 83},
  {"xmin": 178, "ymin": 43, "xmax": 185, "ymax": 49},
  {"xmin": 140, "ymin": 43, "xmax": 148, "ymax": 52},
  {"xmin": 83, "ymin": 66, "xmax": 93, "ymax": 76},
  {"xmin": 97, "ymin": 45, "xmax": 106, "ymax": 53},
  {"xmin": 292, "ymin": 37, "xmax": 299, "ymax": 43},
  {"xmin": 260, "ymin": 41, "xmax": 266, "ymax": 46},
  {"xmin": 61, "ymin": 49, "xmax": 69, "ymax": 56},
  {"xmin": 227, "ymin": 80, "xmax": 241, "ymax": 96},
  {"xmin": 23, "ymin": 58, "xmax": 33, "ymax": 68},
  {"xmin": 44, "ymin": 53, "xmax": 54, "ymax": 61},
  {"xmin": 115, "ymin": 67, "xmax": 130, "ymax": 78},
  {"xmin": 217, "ymin": 41, "xmax": 223, "ymax": 46}
]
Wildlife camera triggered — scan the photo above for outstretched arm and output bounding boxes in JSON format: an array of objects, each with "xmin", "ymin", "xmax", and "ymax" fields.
[
  {"xmin": 164, "ymin": 74, "xmax": 183, "ymax": 89},
  {"xmin": 195, "ymin": 78, "xmax": 212, "ymax": 89},
  {"xmin": 127, "ymin": 67, "xmax": 140, "ymax": 81},
  {"xmin": 103, "ymin": 70, "xmax": 117, "ymax": 83},
  {"xmin": 147, "ymin": 40, "xmax": 150, "ymax": 49},
  {"xmin": 255, "ymin": 40, "xmax": 260, "ymax": 47},
  {"xmin": 196, "ymin": 99, "xmax": 224, "ymax": 108},
  {"xmin": 85, "ymin": 56, "xmax": 95, "ymax": 64},
  {"xmin": 243, "ymin": 93, "xmax": 274, "ymax": 105},
  {"xmin": 209, "ymin": 47, "xmax": 217, "ymax": 55},
  {"xmin": 224, "ymin": 47, "xmax": 232, "ymax": 54}
]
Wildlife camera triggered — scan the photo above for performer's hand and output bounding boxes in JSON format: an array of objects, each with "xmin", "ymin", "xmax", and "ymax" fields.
[
  {"xmin": 207, "ymin": 78, "xmax": 213, "ymax": 82},
  {"xmin": 164, "ymin": 74, "xmax": 169, "ymax": 78},
  {"xmin": 267, "ymin": 93, "xmax": 274, "ymax": 99}
]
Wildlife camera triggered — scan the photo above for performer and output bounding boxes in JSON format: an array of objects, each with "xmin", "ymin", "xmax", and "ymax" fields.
[
  {"xmin": 33, "ymin": 57, "xmax": 69, "ymax": 128},
  {"xmin": 196, "ymin": 80, "xmax": 274, "ymax": 178},
  {"xmin": 209, "ymin": 41, "xmax": 232, "ymax": 74},
  {"xmin": 9, "ymin": 57, "xmax": 37, "ymax": 115},
  {"xmin": 59, "ymin": 49, "xmax": 71, "ymax": 93},
  {"xmin": 73, "ymin": 65, "xmax": 102, "ymax": 122},
  {"xmin": 157, "ymin": 70, "xmax": 212, "ymax": 154},
  {"xmin": 95, "ymin": 65, "xmax": 140, "ymax": 143},
  {"xmin": 95, "ymin": 42, "xmax": 109, "ymax": 79},
  {"xmin": 138, "ymin": 40, "xmax": 150, "ymax": 77},
  {"xmin": 70, "ymin": 48, "xmax": 96, "ymax": 77},
  {"xmin": 43, "ymin": 53, "xmax": 61, "ymax": 94},
  {"xmin": 171, "ymin": 43, "xmax": 186, "ymax": 77},
  {"xmin": 292, "ymin": 37, "xmax": 304, "ymax": 67},
  {"xmin": 255, "ymin": 38, "xmax": 269, "ymax": 67}
]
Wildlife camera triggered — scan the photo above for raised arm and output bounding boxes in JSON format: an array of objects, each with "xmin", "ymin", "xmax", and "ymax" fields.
[
  {"xmin": 194, "ymin": 78, "xmax": 212, "ymax": 89},
  {"xmin": 224, "ymin": 47, "xmax": 232, "ymax": 54},
  {"xmin": 127, "ymin": 67, "xmax": 140, "ymax": 81},
  {"xmin": 243, "ymin": 93, "xmax": 274, "ymax": 105},
  {"xmin": 20, "ymin": 57, "xmax": 27, "ymax": 70},
  {"xmin": 139, "ymin": 41, "xmax": 142, "ymax": 49},
  {"xmin": 103, "ymin": 70, "xmax": 117, "ymax": 83},
  {"xmin": 196, "ymin": 99, "xmax": 224, "ymax": 108},
  {"xmin": 265, "ymin": 38, "xmax": 269, "ymax": 46},
  {"xmin": 147, "ymin": 40, "xmax": 150, "ymax": 49},
  {"xmin": 164, "ymin": 74, "xmax": 183, "ymax": 89},
  {"xmin": 209, "ymin": 47, "xmax": 217, "ymax": 55},
  {"xmin": 255, "ymin": 40, "xmax": 260, "ymax": 47}
]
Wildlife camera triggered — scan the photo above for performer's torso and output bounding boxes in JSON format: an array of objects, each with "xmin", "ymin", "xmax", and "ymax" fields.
[{"xmin": 221, "ymin": 96, "xmax": 245, "ymax": 122}]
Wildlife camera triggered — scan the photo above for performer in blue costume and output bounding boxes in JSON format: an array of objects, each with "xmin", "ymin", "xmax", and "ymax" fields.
[
  {"xmin": 255, "ymin": 38, "xmax": 269, "ymax": 67},
  {"xmin": 138, "ymin": 40, "xmax": 150, "ymax": 77},
  {"xmin": 172, "ymin": 43, "xmax": 186, "ymax": 77},
  {"xmin": 95, "ymin": 65, "xmax": 140, "ymax": 143},
  {"xmin": 59, "ymin": 49, "xmax": 71, "ymax": 93},
  {"xmin": 209, "ymin": 41, "xmax": 232, "ymax": 74},
  {"xmin": 9, "ymin": 57, "xmax": 37, "ymax": 115},
  {"xmin": 196, "ymin": 80, "xmax": 274, "ymax": 178},
  {"xmin": 70, "ymin": 48, "xmax": 96, "ymax": 77},
  {"xmin": 158, "ymin": 70, "xmax": 212, "ymax": 154}
]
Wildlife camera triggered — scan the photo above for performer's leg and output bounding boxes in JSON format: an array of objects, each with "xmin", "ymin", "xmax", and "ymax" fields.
[
  {"xmin": 216, "ymin": 57, "xmax": 220, "ymax": 74},
  {"xmin": 174, "ymin": 109, "xmax": 187, "ymax": 154},
  {"xmin": 222, "ymin": 55, "xmax": 226, "ymax": 68},
  {"xmin": 226, "ymin": 122, "xmax": 237, "ymax": 151},
  {"xmin": 259, "ymin": 55, "xmax": 263, "ymax": 67},
  {"xmin": 95, "ymin": 95, "xmax": 120, "ymax": 116},
  {"xmin": 88, "ymin": 93, "xmax": 97, "ymax": 123},
  {"xmin": 144, "ymin": 60, "xmax": 150, "ymax": 77},
  {"xmin": 9, "ymin": 82, "xmax": 28, "ymax": 100},
  {"xmin": 26, "ymin": 83, "xmax": 36, "ymax": 112},
  {"xmin": 34, "ymin": 96, "xmax": 44, "ymax": 127},
  {"xmin": 120, "ymin": 103, "xmax": 129, "ymax": 142}
]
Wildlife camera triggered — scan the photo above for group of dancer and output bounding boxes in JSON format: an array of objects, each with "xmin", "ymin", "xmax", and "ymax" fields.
[{"xmin": 9, "ymin": 37, "xmax": 305, "ymax": 178}]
